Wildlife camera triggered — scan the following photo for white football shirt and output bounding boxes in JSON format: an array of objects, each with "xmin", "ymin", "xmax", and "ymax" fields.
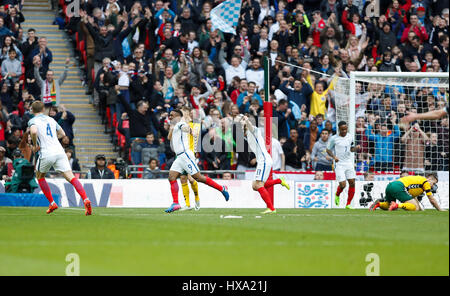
[
  {"xmin": 28, "ymin": 114, "xmax": 65, "ymax": 157},
  {"xmin": 171, "ymin": 121, "xmax": 190, "ymax": 155},
  {"xmin": 246, "ymin": 127, "xmax": 271, "ymax": 163},
  {"xmin": 327, "ymin": 133, "xmax": 354, "ymax": 165}
]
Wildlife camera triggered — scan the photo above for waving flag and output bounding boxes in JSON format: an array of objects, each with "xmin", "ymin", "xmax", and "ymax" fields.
[{"xmin": 210, "ymin": 0, "xmax": 242, "ymax": 35}]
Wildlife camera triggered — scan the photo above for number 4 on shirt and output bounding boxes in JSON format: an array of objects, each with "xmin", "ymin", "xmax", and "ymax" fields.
[{"xmin": 46, "ymin": 123, "xmax": 53, "ymax": 137}]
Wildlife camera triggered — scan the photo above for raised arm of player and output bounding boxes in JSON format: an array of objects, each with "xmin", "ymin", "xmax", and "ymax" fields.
[
  {"xmin": 401, "ymin": 108, "xmax": 448, "ymax": 123},
  {"xmin": 242, "ymin": 116, "xmax": 255, "ymax": 133},
  {"xmin": 180, "ymin": 123, "xmax": 193, "ymax": 135}
]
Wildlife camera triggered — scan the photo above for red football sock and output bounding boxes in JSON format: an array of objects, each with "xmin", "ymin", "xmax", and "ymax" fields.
[
  {"xmin": 336, "ymin": 185, "xmax": 344, "ymax": 196},
  {"xmin": 204, "ymin": 176, "xmax": 223, "ymax": 192},
  {"xmin": 264, "ymin": 179, "xmax": 281, "ymax": 189},
  {"xmin": 347, "ymin": 186, "xmax": 355, "ymax": 206},
  {"xmin": 170, "ymin": 180, "xmax": 179, "ymax": 204},
  {"xmin": 257, "ymin": 187, "xmax": 275, "ymax": 210},
  {"xmin": 38, "ymin": 178, "xmax": 54, "ymax": 204},
  {"xmin": 70, "ymin": 178, "xmax": 88, "ymax": 201}
]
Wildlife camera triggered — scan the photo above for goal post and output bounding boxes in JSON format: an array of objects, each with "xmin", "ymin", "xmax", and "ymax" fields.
[{"xmin": 335, "ymin": 71, "xmax": 450, "ymax": 175}]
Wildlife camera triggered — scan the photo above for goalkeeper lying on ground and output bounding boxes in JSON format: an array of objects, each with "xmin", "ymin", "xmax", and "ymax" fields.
[{"xmin": 370, "ymin": 173, "xmax": 445, "ymax": 212}]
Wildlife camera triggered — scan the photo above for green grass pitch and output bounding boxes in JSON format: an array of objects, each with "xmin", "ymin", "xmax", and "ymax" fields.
[{"xmin": 0, "ymin": 207, "xmax": 448, "ymax": 276}]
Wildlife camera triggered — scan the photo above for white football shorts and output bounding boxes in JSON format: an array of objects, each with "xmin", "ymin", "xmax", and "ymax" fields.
[
  {"xmin": 36, "ymin": 153, "xmax": 71, "ymax": 173},
  {"xmin": 335, "ymin": 162, "xmax": 356, "ymax": 182},
  {"xmin": 254, "ymin": 158, "xmax": 273, "ymax": 182},
  {"xmin": 170, "ymin": 151, "xmax": 200, "ymax": 175}
]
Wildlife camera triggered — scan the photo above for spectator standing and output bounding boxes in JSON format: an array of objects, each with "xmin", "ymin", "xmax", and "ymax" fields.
[
  {"xmin": 401, "ymin": 123, "xmax": 429, "ymax": 172},
  {"xmin": 283, "ymin": 129, "xmax": 307, "ymax": 170},
  {"xmin": 303, "ymin": 118, "xmax": 320, "ymax": 152},
  {"xmin": 219, "ymin": 42, "xmax": 250, "ymax": 86},
  {"xmin": 311, "ymin": 129, "xmax": 333, "ymax": 171},
  {"xmin": 52, "ymin": 105, "xmax": 75, "ymax": 146},
  {"xmin": 84, "ymin": 12, "xmax": 124, "ymax": 77},
  {"xmin": 0, "ymin": 17, "xmax": 14, "ymax": 39},
  {"xmin": 245, "ymin": 57, "xmax": 264, "ymax": 91},
  {"xmin": 278, "ymin": 75, "xmax": 313, "ymax": 114},
  {"xmin": 365, "ymin": 121, "xmax": 400, "ymax": 171},
  {"xmin": 424, "ymin": 132, "xmax": 441, "ymax": 171},
  {"xmin": 30, "ymin": 36, "xmax": 52, "ymax": 78},
  {"xmin": 33, "ymin": 56, "xmax": 70, "ymax": 107},
  {"xmin": 1, "ymin": 48, "xmax": 21, "ymax": 85},
  {"xmin": 116, "ymin": 86, "xmax": 159, "ymax": 139}
]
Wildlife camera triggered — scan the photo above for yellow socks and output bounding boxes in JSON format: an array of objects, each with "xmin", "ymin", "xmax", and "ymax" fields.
[
  {"xmin": 190, "ymin": 180, "xmax": 199, "ymax": 202},
  {"xmin": 398, "ymin": 203, "xmax": 416, "ymax": 211},
  {"xmin": 182, "ymin": 182, "xmax": 190, "ymax": 207},
  {"xmin": 379, "ymin": 202, "xmax": 389, "ymax": 210},
  {"xmin": 379, "ymin": 201, "xmax": 416, "ymax": 211}
]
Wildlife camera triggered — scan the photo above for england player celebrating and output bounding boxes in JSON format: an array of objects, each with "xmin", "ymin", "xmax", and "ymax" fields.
[
  {"xmin": 28, "ymin": 101, "xmax": 92, "ymax": 215},
  {"xmin": 165, "ymin": 109, "xmax": 230, "ymax": 213},
  {"xmin": 236, "ymin": 115, "xmax": 290, "ymax": 214},
  {"xmin": 326, "ymin": 121, "xmax": 360, "ymax": 209}
]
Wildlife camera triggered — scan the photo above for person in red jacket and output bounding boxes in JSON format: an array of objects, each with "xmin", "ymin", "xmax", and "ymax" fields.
[
  {"xmin": 385, "ymin": 0, "xmax": 411, "ymax": 24},
  {"xmin": 310, "ymin": 10, "xmax": 326, "ymax": 47},
  {"xmin": 341, "ymin": 6, "xmax": 364, "ymax": 38},
  {"xmin": 401, "ymin": 14, "xmax": 429, "ymax": 44}
]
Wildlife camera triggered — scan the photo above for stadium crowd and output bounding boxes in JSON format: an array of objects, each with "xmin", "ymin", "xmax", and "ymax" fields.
[{"xmin": 0, "ymin": 0, "xmax": 448, "ymax": 181}]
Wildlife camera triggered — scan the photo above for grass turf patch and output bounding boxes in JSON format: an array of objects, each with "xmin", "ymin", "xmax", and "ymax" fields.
[{"xmin": 0, "ymin": 207, "xmax": 448, "ymax": 275}]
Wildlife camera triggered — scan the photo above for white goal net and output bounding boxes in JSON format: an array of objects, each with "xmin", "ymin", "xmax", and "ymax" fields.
[{"xmin": 334, "ymin": 72, "xmax": 449, "ymax": 175}]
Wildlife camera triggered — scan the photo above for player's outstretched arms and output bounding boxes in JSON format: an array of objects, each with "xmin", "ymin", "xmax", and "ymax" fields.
[
  {"xmin": 180, "ymin": 124, "xmax": 192, "ymax": 134},
  {"xmin": 401, "ymin": 109, "xmax": 447, "ymax": 123}
]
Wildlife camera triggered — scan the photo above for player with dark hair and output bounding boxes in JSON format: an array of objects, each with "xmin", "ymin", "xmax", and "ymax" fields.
[
  {"xmin": 178, "ymin": 107, "xmax": 201, "ymax": 211},
  {"xmin": 370, "ymin": 173, "xmax": 445, "ymax": 211},
  {"xmin": 326, "ymin": 121, "xmax": 360, "ymax": 209},
  {"xmin": 165, "ymin": 109, "xmax": 230, "ymax": 213}
]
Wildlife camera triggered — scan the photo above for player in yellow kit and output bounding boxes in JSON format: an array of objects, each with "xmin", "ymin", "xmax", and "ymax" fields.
[
  {"xmin": 179, "ymin": 107, "xmax": 201, "ymax": 211},
  {"xmin": 370, "ymin": 173, "xmax": 445, "ymax": 211}
]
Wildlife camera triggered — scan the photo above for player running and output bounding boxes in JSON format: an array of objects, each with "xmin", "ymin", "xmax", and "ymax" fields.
[
  {"xmin": 370, "ymin": 173, "xmax": 445, "ymax": 212},
  {"xmin": 28, "ymin": 101, "xmax": 92, "ymax": 215},
  {"xmin": 165, "ymin": 109, "xmax": 229, "ymax": 213},
  {"xmin": 236, "ymin": 115, "xmax": 290, "ymax": 214},
  {"xmin": 179, "ymin": 107, "xmax": 201, "ymax": 211},
  {"xmin": 326, "ymin": 121, "xmax": 360, "ymax": 209}
]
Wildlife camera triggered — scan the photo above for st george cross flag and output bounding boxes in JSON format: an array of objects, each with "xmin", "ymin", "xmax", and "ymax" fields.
[{"xmin": 210, "ymin": 0, "xmax": 242, "ymax": 35}]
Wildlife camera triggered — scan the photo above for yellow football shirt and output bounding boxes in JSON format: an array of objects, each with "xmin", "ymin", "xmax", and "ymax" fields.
[
  {"xmin": 398, "ymin": 176, "xmax": 433, "ymax": 198},
  {"xmin": 188, "ymin": 122, "xmax": 201, "ymax": 153},
  {"xmin": 307, "ymin": 74, "xmax": 338, "ymax": 117}
]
